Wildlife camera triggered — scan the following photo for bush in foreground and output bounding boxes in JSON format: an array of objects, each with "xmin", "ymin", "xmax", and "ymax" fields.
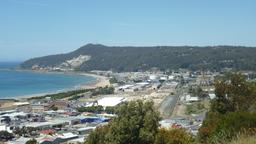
[
  {"xmin": 85, "ymin": 100, "xmax": 195, "ymax": 144},
  {"xmin": 26, "ymin": 139, "xmax": 38, "ymax": 144},
  {"xmin": 155, "ymin": 128, "xmax": 194, "ymax": 144},
  {"xmin": 229, "ymin": 134, "xmax": 256, "ymax": 144},
  {"xmin": 198, "ymin": 73, "xmax": 256, "ymax": 143},
  {"xmin": 85, "ymin": 100, "xmax": 161, "ymax": 144}
]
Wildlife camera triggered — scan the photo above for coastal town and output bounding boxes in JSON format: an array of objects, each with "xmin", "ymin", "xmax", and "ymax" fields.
[
  {"xmin": 2, "ymin": 0, "xmax": 256, "ymax": 143},
  {"xmin": 2, "ymin": 68, "xmax": 255, "ymax": 144}
]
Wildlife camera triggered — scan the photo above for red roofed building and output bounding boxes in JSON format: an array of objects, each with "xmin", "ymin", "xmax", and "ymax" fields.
[{"xmin": 39, "ymin": 129, "xmax": 56, "ymax": 135}]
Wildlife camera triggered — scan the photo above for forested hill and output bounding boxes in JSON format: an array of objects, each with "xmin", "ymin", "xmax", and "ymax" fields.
[{"xmin": 20, "ymin": 44, "xmax": 256, "ymax": 72}]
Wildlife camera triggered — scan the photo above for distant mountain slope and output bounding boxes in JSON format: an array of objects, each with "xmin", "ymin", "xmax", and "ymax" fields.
[{"xmin": 20, "ymin": 44, "xmax": 256, "ymax": 72}]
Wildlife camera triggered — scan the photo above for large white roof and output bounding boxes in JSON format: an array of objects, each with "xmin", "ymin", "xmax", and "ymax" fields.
[
  {"xmin": 118, "ymin": 85, "xmax": 133, "ymax": 89},
  {"xmin": 57, "ymin": 132, "xmax": 78, "ymax": 139},
  {"xmin": 97, "ymin": 97, "xmax": 126, "ymax": 107},
  {"xmin": 13, "ymin": 102, "xmax": 30, "ymax": 106},
  {"xmin": 1, "ymin": 112, "xmax": 27, "ymax": 118}
]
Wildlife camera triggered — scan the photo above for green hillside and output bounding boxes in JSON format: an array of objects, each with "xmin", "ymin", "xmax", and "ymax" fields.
[{"xmin": 21, "ymin": 44, "xmax": 256, "ymax": 72}]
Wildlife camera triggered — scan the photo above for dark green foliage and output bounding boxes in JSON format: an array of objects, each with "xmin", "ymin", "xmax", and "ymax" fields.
[
  {"xmin": 21, "ymin": 44, "xmax": 256, "ymax": 72},
  {"xmin": 0, "ymin": 131, "xmax": 14, "ymax": 141},
  {"xmin": 211, "ymin": 73, "xmax": 256, "ymax": 113},
  {"xmin": 198, "ymin": 112, "xmax": 221, "ymax": 143},
  {"xmin": 91, "ymin": 86, "xmax": 114, "ymax": 96},
  {"xmin": 50, "ymin": 105, "xmax": 58, "ymax": 111},
  {"xmin": 77, "ymin": 106, "xmax": 104, "ymax": 113},
  {"xmin": 186, "ymin": 102, "xmax": 205, "ymax": 114},
  {"xmin": 109, "ymin": 77, "xmax": 118, "ymax": 84},
  {"xmin": 85, "ymin": 100, "xmax": 161, "ymax": 144},
  {"xmin": 188, "ymin": 86, "xmax": 205, "ymax": 98},
  {"xmin": 68, "ymin": 95, "xmax": 83, "ymax": 101},
  {"xmin": 28, "ymin": 89, "xmax": 92, "ymax": 100},
  {"xmin": 13, "ymin": 126, "xmax": 39, "ymax": 137},
  {"xmin": 28, "ymin": 86, "xmax": 113, "ymax": 101},
  {"xmin": 198, "ymin": 73, "xmax": 256, "ymax": 143},
  {"xmin": 85, "ymin": 126, "xmax": 110, "ymax": 144},
  {"xmin": 199, "ymin": 112, "xmax": 256, "ymax": 144},
  {"xmin": 26, "ymin": 139, "xmax": 38, "ymax": 144},
  {"xmin": 104, "ymin": 106, "xmax": 116, "ymax": 114}
]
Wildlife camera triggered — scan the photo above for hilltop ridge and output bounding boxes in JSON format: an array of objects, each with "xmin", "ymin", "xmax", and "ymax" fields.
[{"xmin": 21, "ymin": 44, "xmax": 256, "ymax": 72}]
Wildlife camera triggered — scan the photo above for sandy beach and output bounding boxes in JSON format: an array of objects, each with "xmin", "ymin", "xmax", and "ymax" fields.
[{"xmin": 80, "ymin": 73, "xmax": 110, "ymax": 89}]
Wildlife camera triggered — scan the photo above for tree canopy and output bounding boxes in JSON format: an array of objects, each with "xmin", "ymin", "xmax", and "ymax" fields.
[
  {"xmin": 85, "ymin": 100, "xmax": 195, "ymax": 144},
  {"xmin": 26, "ymin": 139, "xmax": 38, "ymax": 144},
  {"xmin": 0, "ymin": 131, "xmax": 14, "ymax": 142},
  {"xmin": 199, "ymin": 73, "xmax": 256, "ymax": 143},
  {"xmin": 211, "ymin": 73, "xmax": 256, "ymax": 113},
  {"xmin": 85, "ymin": 100, "xmax": 161, "ymax": 144}
]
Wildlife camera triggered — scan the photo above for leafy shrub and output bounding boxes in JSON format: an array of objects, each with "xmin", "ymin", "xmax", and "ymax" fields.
[
  {"xmin": 0, "ymin": 131, "xmax": 14, "ymax": 141},
  {"xmin": 91, "ymin": 86, "xmax": 114, "ymax": 96},
  {"xmin": 154, "ymin": 128, "xmax": 195, "ymax": 144},
  {"xmin": 198, "ymin": 112, "xmax": 256, "ymax": 143},
  {"xmin": 85, "ymin": 100, "xmax": 160, "ymax": 144}
]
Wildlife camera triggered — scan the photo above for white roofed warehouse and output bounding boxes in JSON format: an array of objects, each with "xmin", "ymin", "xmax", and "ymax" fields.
[{"xmin": 97, "ymin": 97, "xmax": 126, "ymax": 107}]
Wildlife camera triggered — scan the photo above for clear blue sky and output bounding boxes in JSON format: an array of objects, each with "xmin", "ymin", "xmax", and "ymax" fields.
[{"xmin": 0, "ymin": 0, "xmax": 256, "ymax": 61}]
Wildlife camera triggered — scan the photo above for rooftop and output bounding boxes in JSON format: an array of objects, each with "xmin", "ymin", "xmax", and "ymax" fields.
[{"xmin": 97, "ymin": 97, "xmax": 126, "ymax": 107}]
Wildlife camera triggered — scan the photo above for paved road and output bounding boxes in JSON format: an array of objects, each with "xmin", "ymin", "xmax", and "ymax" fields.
[{"xmin": 159, "ymin": 84, "xmax": 184, "ymax": 118}]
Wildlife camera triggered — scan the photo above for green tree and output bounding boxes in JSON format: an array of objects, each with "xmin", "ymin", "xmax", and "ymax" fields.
[
  {"xmin": 198, "ymin": 73, "xmax": 256, "ymax": 143},
  {"xmin": 91, "ymin": 86, "xmax": 114, "ymax": 96},
  {"xmin": 0, "ymin": 131, "xmax": 14, "ymax": 142},
  {"xmin": 109, "ymin": 77, "xmax": 118, "ymax": 84},
  {"xmin": 85, "ymin": 100, "xmax": 160, "ymax": 144},
  {"xmin": 188, "ymin": 86, "xmax": 205, "ymax": 98},
  {"xmin": 13, "ymin": 126, "xmax": 38, "ymax": 137},
  {"xmin": 85, "ymin": 126, "xmax": 109, "ymax": 144},
  {"xmin": 49, "ymin": 105, "xmax": 58, "ymax": 111},
  {"xmin": 26, "ymin": 139, "xmax": 38, "ymax": 144},
  {"xmin": 105, "ymin": 106, "xmax": 116, "ymax": 114},
  {"xmin": 211, "ymin": 73, "xmax": 256, "ymax": 113}
]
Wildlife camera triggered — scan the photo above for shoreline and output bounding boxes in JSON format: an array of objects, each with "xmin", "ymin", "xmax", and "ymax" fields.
[
  {"xmin": 79, "ymin": 73, "xmax": 110, "ymax": 89},
  {"xmin": 0, "ymin": 70, "xmax": 110, "ymax": 100}
]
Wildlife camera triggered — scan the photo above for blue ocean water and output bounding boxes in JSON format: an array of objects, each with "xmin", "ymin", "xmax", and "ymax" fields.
[{"xmin": 0, "ymin": 62, "xmax": 95, "ymax": 98}]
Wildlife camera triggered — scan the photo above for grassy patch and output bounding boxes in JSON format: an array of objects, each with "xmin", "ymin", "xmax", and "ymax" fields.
[{"xmin": 186, "ymin": 102, "xmax": 205, "ymax": 115}]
